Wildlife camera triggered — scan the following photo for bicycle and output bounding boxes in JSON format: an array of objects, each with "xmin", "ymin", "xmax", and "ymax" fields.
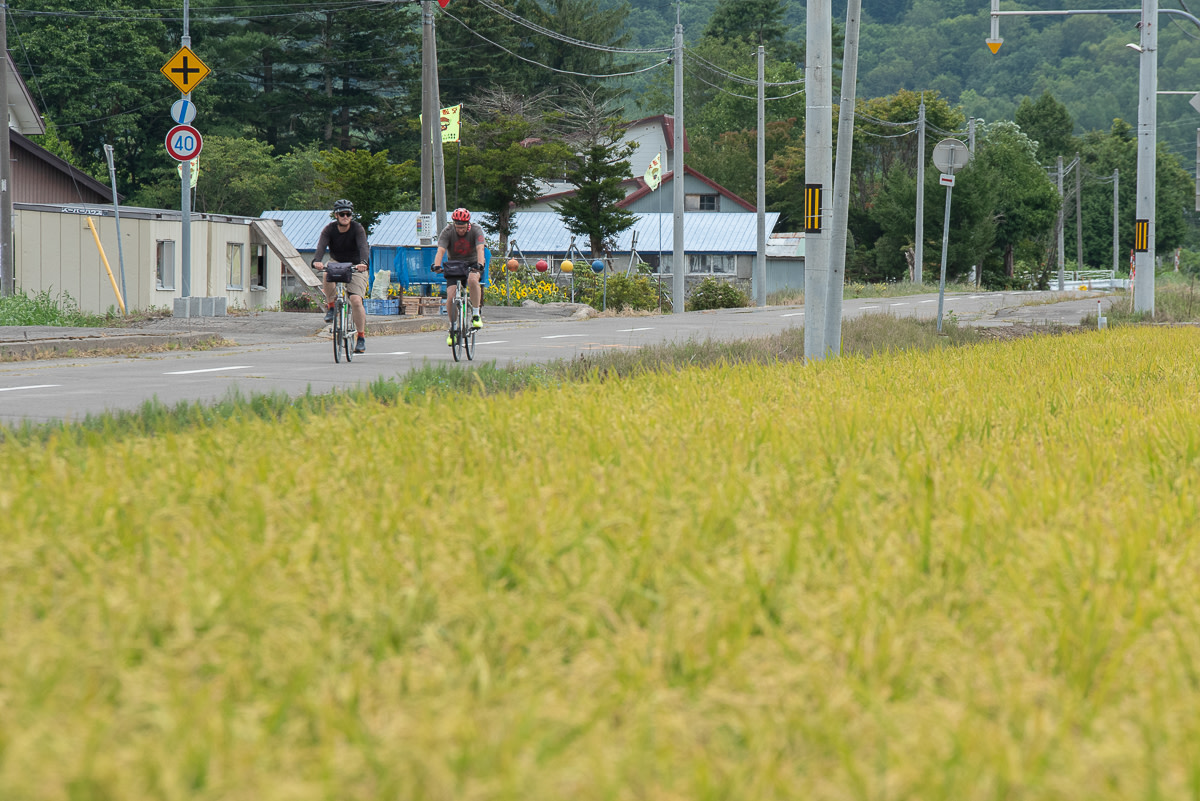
[
  {"xmin": 436, "ymin": 260, "xmax": 477, "ymax": 362},
  {"xmin": 324, "ymin": 261, "xmax": 355, "ymax": 363}
]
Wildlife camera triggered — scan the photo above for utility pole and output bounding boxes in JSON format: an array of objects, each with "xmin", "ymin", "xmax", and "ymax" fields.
[
  {"xmin": 755, "ymin": 45, "xmax": 765, "ymax": 307},
  {"xmin": 430, "ymin": 15, "xmax": 447, "ymax": 236},
  {"xmin": 672, "ymin": 18, "xmax": 685, "ymax": 314},
  {"xmin": 1075, "ymin": 151, "xmax": 1084, "ymax": 271},
  {"xmin": 1056, "ymin": 155, "xmax": 1065, "ymax": 289},
  {"xmin": 1113, "ymin": 168, "xmax": 1120, "ymax": 276},
  {"xmin": 419, "ymin": 1, "xmax": 434, "ymax": 246},
  {"xmin": 804, "ymin": 0, "xmax": 833, "ymax": 359},
  {"xmin": 1134, "ymin": 0, "xmax": 1157, "ymax": 313},
  {"xmin": 0, "ymin": 0, "xmax": 11, "ymax": 297},
  {"xmin": 914, "ymin": 96, "xmax": 925, "ymax": 285},
  {"xmin": 968, "ymin": 117, "xmax": 976, "ymax": 152},
  {"xmin": 826, "ymin": 0, "xmax": 861, "ymax": 354}
]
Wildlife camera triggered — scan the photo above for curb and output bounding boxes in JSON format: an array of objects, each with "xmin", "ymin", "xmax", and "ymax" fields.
[{"xmin": 0, "ymin": 332, "xmax": 223, "ymax": 360}]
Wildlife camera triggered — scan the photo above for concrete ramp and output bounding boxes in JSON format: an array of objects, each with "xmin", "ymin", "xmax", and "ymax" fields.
[{"xmin": 252, "ymin": 219, "xmax": 321, "ymax": 287}]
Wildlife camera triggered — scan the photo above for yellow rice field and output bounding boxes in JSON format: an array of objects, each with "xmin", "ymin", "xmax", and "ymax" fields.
[{"xmin": 2, "ymin": 326, "xmax": 1200, "ymax": 800}]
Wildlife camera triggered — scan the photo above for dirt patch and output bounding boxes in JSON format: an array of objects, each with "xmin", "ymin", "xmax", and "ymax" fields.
[{"xmin": 975, "ymin": 323, "xmax": 1084, "ymax": 342}]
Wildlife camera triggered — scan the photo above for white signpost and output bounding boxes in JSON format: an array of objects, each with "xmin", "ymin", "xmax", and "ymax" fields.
[{"xmin": 932, "ymin": 138, "xmax": 972, "ymax": 333}]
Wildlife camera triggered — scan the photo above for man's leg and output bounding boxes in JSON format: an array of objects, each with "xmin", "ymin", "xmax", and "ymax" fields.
[
  {"xmin": 322, "ymin": 277, "xmax": 336, "ymax": 322},
  {"xmin": 445, "ymin": 283, "xmax": 458, "ymax": 345},
  {"xmin": 468, "ymin": 272, "xmax": 483, "ymax": 327}
]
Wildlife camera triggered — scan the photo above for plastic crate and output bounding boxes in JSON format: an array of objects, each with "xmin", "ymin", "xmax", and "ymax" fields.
[{"xmin": 364, "ymin": 298, "xmax": 399, "ymax": 315}]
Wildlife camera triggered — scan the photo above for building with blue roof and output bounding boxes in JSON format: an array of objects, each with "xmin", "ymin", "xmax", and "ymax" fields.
[{"xmin": 263, "ymin": 209, "xmax": 803, "ymax": 298}]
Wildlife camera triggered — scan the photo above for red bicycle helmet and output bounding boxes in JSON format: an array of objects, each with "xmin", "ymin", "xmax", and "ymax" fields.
[{"xmin": 451, "ymin": 208, "xmax": 471, "ymax": 223}]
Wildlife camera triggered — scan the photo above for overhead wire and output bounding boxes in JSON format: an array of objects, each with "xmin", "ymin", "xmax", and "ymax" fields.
[
  {"xmin": 473, "ymin": 0, "xmax": 671, "ymax": 54},
  {"xmin": 682, "ymin": 64, "xmax": 802, "ymax": 101},
  {"xmin": 438, "ymin": 6, "xmax": 669, "ymax": 79},
  {"xmin": 684, "ymin": 48, "xmax": 804, "ymax": 87}
]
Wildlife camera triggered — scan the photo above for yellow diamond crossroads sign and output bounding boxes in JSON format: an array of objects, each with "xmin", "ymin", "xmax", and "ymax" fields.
[{"xmin": 160, "ymin": 46, "xmax": 211, "ymax": 94}]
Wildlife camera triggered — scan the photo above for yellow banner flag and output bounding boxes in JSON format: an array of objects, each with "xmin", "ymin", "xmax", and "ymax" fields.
[
  {"xmin": 440, "ymin": 104, "xmax": 461, "ymax": 142},
  {"xmin": 421, "ymin": 104, "xmax": 463, "ymax": 143},
  {"xmin": 643, "ymin": 152, "xmax": 662, "ymax": 191},
  {"xmin": 175, "ymin": 155, "xmax": 199, "ymax": 188}
]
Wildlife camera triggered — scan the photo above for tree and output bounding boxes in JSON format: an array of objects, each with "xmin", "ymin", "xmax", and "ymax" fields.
[
  {"xmin": 967, "ymin": 121, "xmax": 1060, "ymax": 282},
  {"xmin": 13, "ymin": 0, "xmax": 174, "ymax": 193},
  {"xmin": 550, "ymin": 88, "xmax": 637, "ymax": 257},
  {"xmin": 315, "ymin": 149, "xmax": 413, "ymax": 233},
  {"xmin": 1015, "ymin": 91, "xmax": 1076, "ymax": 163},
  {"xmin": 1076, "ymin": 118, "xmax": 1196, "ymax": 267},
  {"xmin": 197, "ymin": 0, "xmax": 420, "ymax": 156},
  {"xmin": 455, "ymin": 90, "xmax": 571, "ymax": 255}
]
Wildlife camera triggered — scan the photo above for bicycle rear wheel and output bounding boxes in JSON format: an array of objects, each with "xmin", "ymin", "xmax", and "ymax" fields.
[
  {"xmin": 332, "ymin": 297, "xmax": 344, "ymax": 363},
  {"xmin": 343, "ymin": 306, "xmax": 353, "ymax": 363}
]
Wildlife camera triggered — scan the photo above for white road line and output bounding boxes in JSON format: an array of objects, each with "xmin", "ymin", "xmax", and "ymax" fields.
[
  {"xmin": 617, "ymin": 327, "xmax": 654, "ymax": 332},
  {"xmin": 542, "ymin": 334, "xmax": 585, "ymax": 339},
  {"xmin": 860, "ymin": 305, "xmax": 880, "ymax": 310},
  {"xmin": 165, "ymin": 366, "xmax": 252, "ymax": 375},
  {"xmin": 386, "ymin": 351, "xmax": 412, "ymax": 356},
  {"xmin": 780, "ymin": 312, "xmax": 804, "ymax": 317},
  {"xmin": 0, "ymin": 384, "xmax": 61, "ymax": 393},
  {"xmin": 919, "ymin": 299, "xmax": 937, "ymax": 304},
  {"xmin": 969, "ymin": 295, "xmax": 985, "ymax": 298},
  {"xmin": 475, "ymin": 340, "xmax": 507, "ymax": 345},
  {"xmin": 890, "ymin": 302, "xmax": 906, "ymax": 306}
]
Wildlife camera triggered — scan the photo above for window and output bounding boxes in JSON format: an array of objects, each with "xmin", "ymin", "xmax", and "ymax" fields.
[
  {"xmin": 250, "ymin": 244, "xmax": 267, "ymax": 290},
  {"xmin": 156, "ymin": 240, "xmax": 175, "ymax": 290},
  {"xmin": 655, "ymin": 254, "xmax": 735, "ymax": 275},
  {"xmin": 688, "ymin": 254, "xmax": 736, "ymax": 274},
  {"xmin": 227, "ymin": 243, "xmax": 244, "ymax": 290},
  {"xmin": 685, "ymin": 193, "xmax": 720, "ymax": 212}
]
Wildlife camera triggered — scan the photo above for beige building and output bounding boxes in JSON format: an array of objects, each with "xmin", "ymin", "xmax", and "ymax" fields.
[{"xmin": 15, "ymin": 202, "xmax": 317, "ymax": 315}]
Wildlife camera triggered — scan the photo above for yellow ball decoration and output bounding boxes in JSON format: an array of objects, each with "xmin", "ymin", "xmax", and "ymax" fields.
[{"xmin": 560, "ymin": 259, "xmax": 574, "ymax": 273}]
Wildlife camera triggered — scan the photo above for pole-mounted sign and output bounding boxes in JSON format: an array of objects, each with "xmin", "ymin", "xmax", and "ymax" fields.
[
  {"xmin": 160, "ymin": 46, "xmax": 212, "ymax": 94},
  {"xmin": 931, "ymin": 138, "xmax": 973, "ymax": 333},
  {"xmin": 804, "ymin": 184, "xmax": 822, "ymax": 233},
  {"xmin": 165, "ymin": 124, "xmax": 203, "ymax": 161}
]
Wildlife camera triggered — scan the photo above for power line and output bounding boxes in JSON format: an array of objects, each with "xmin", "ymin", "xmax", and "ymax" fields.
[
  {"xmin": 473, "ymin": 0, "xmax": 670, "ymax": 54},
  {"xmin": 684, "ymin": 48, "xmax": 804, "ymax": 87},
  {"xmin": 439, "ymin": 7, "xmax": 669, "ymax": 80}
]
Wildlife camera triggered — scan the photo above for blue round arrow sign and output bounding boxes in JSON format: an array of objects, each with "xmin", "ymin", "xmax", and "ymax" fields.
[{"xmin": 170, "ymin": 99, "xmax": 197, "ymax": 125}]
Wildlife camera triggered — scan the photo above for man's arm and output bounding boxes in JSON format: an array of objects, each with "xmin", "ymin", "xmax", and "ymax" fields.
[
  {"xmin": 311, "ymin": 226, "xmax": 330, "ymax": 269},
  {"xmin": 433, "ymin": 246, "xmax": 448, "ymax": 269},
  {"xmin": 354, "ymin": 224, "xmax": 370, "ymax": 270}
]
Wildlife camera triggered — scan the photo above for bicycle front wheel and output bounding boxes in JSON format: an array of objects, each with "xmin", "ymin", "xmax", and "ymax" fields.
[
  {"xmin": 333, "ymin": 298, "xmax": 344, "ymax": 363},
  {"xmin": 464, "ymin": 325, "xmax": 475, "ymax": 360},
  {"xmin": 343, "ymin": 302, "xmax": 354, "ymax": 362},
  {"xmin": 451, "ymin": 300, "xmax": 465, "ymax": 362}
]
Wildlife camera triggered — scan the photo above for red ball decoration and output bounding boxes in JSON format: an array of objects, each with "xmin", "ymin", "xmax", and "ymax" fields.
[
  {"xmin": 506, "ymin": 258, "xmax": 520, "ymax": 272},
  {"xmin": 535, "ymin": 259, "xmax": 549, "ymax": 272}
]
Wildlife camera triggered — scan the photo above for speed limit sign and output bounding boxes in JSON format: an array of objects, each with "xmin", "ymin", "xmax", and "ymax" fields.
[{"xmin": 165, "ymin": 124, "xmax": 203, "ymax": 161}]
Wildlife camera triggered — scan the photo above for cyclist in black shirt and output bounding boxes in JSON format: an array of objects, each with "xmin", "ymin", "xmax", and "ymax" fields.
[{"xmin": 312, "ymin": 199, "xmax": 370, "ymax": 354}]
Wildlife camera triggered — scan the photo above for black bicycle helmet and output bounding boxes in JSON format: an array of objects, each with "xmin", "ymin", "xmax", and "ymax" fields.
[{"xmin": 333, "ymin": 199, "xmax": 354, "ymax": 215}]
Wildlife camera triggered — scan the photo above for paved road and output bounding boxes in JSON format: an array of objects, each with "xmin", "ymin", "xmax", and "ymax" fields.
[{"xmin": 0, "ymin": 290, "xmax": 1116, "ymax": 424}]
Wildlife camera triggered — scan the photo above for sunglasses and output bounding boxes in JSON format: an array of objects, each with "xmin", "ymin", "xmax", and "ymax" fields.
[
  {"xmin": 454, "ymin": 222, "xmax": 469, "ymax": 227},
  {"xmin": 336, "ymin": 211, "xmax": 352, "ymax": 218}
]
